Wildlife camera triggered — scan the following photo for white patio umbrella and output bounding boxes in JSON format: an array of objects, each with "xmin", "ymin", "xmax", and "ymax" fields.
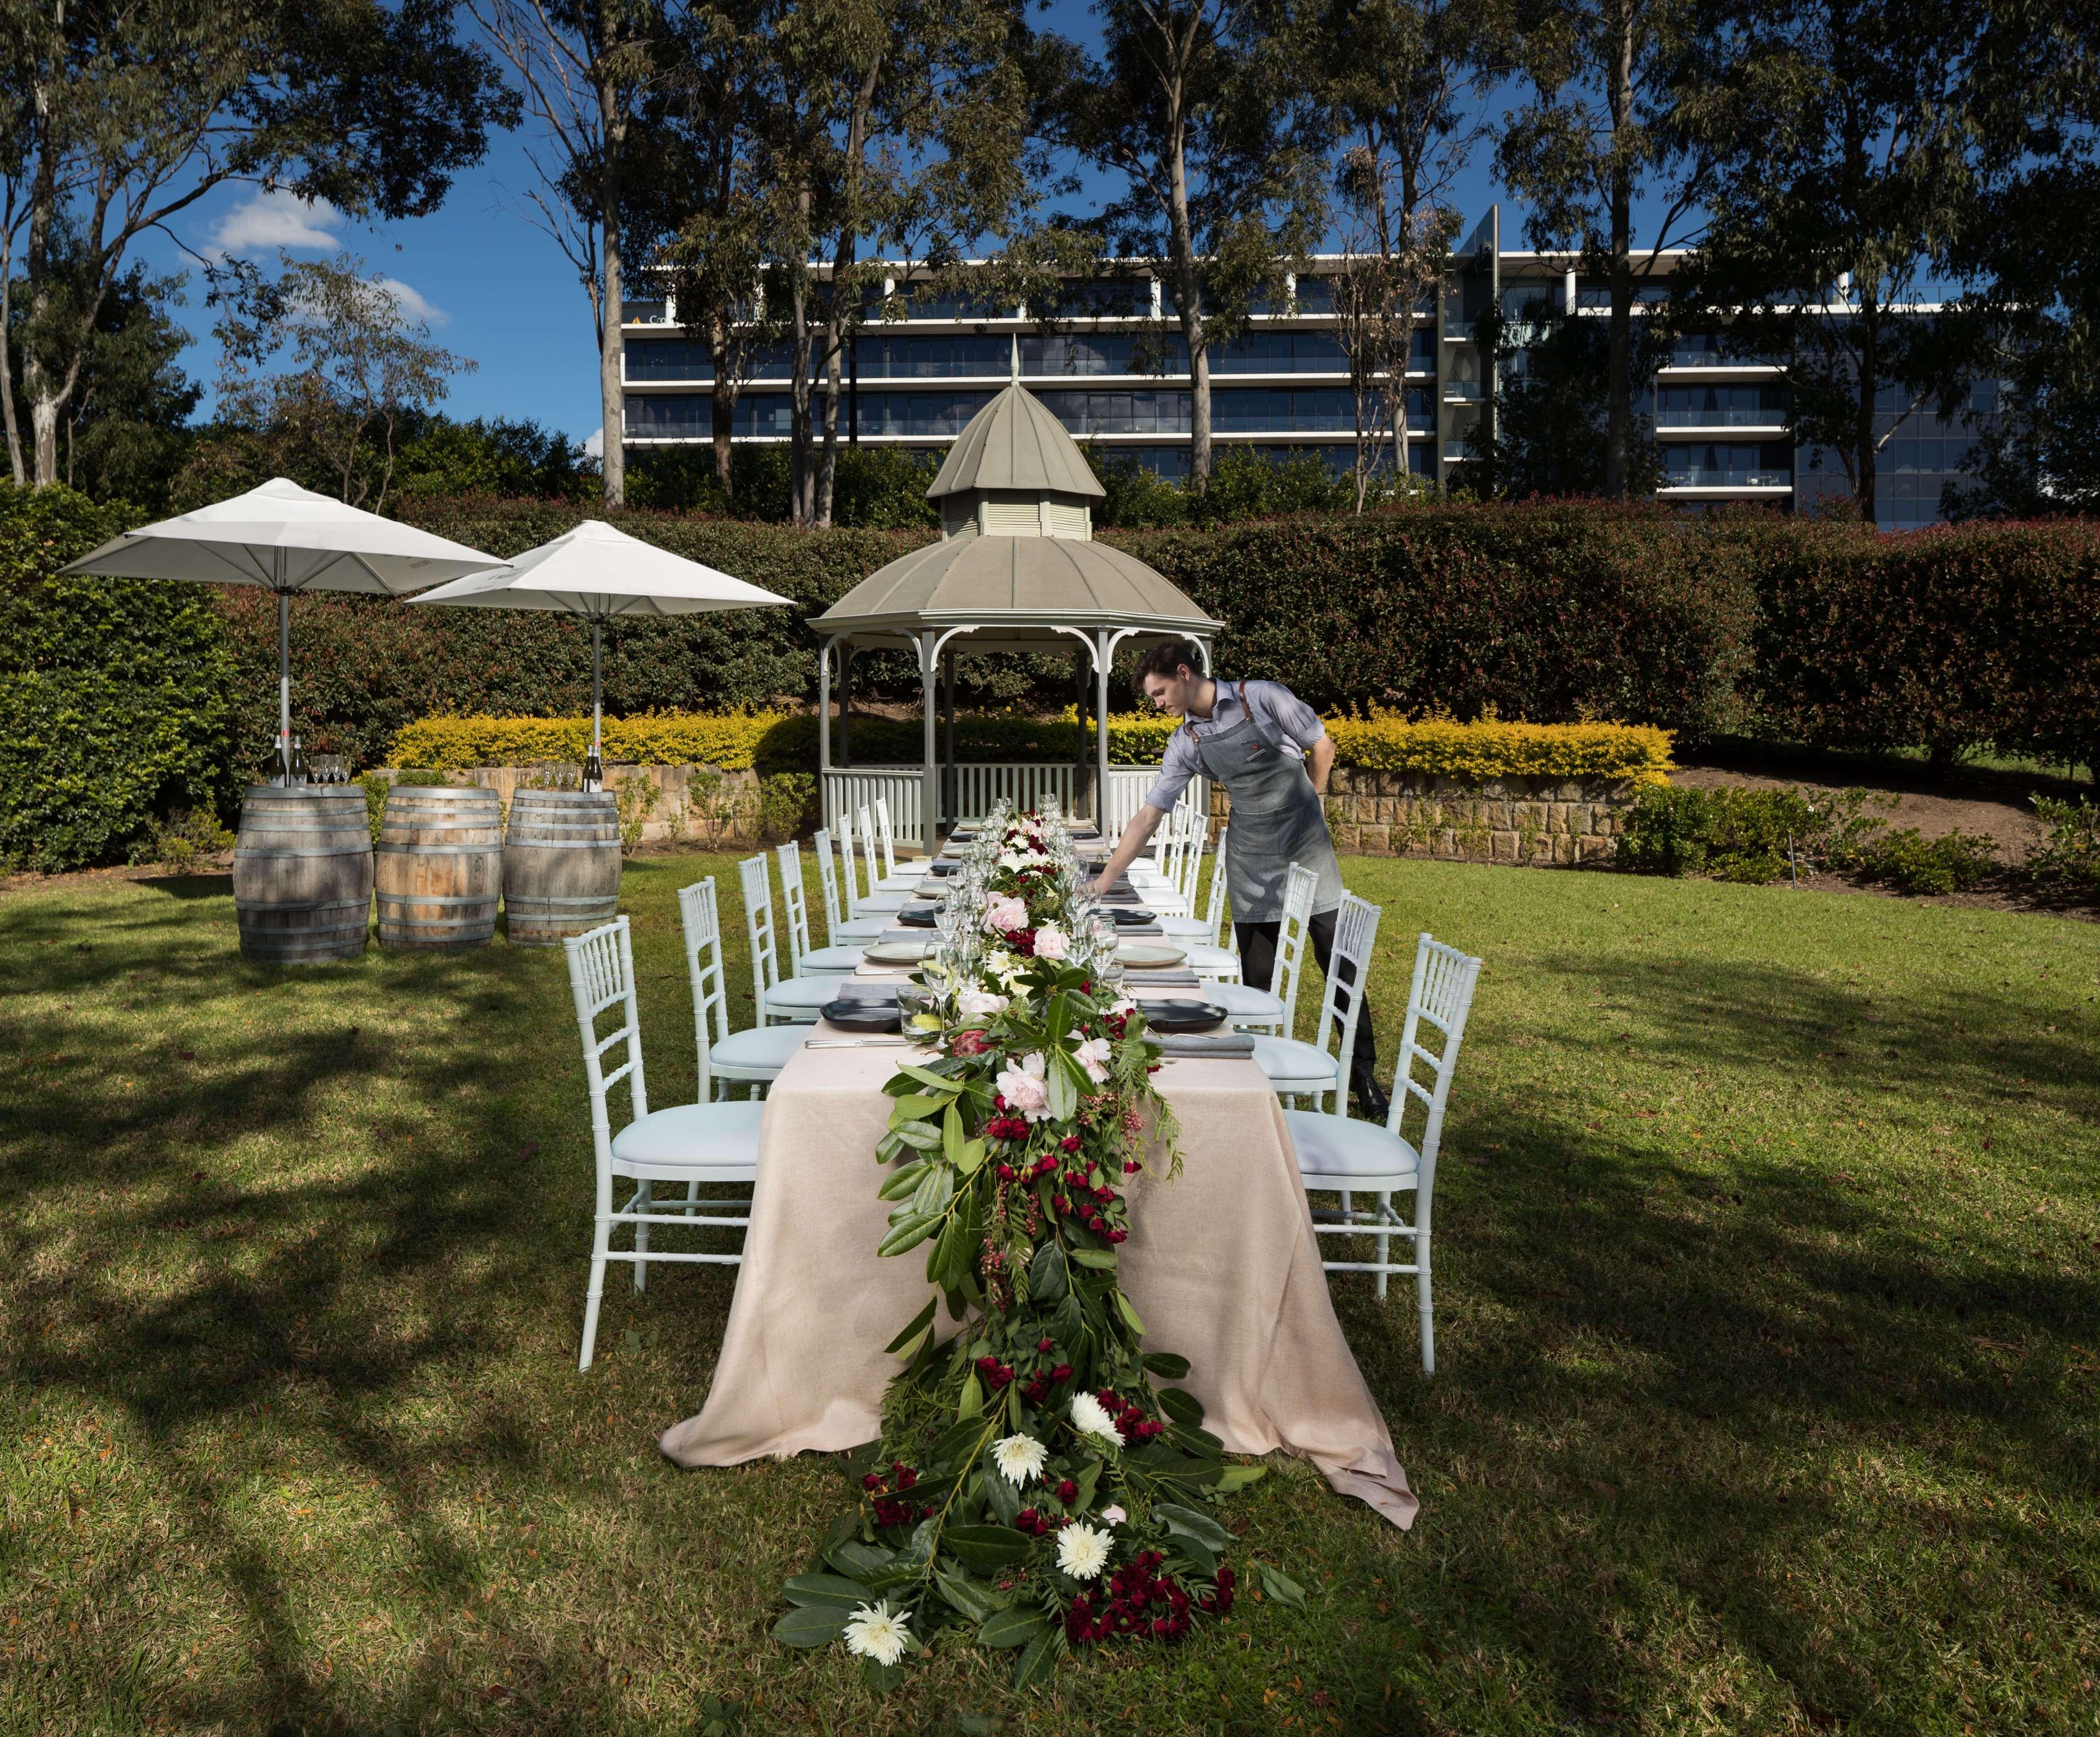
[
  {"xmin": 60, "ymin": 476, "xmax": 503, "ymax": 778},
  {"xmin": 408, "ymin": 518, "xmax": 794, "ymax": 774}
]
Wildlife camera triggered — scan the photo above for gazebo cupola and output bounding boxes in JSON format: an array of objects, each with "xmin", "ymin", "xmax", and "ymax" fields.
[
  {"xmin": 813, "ymin": 384, "xmax": 1221, "ymax": 853},
  {"xmin": 926, "ymin": 382, "xmax": 1105, "ymax": 544}
]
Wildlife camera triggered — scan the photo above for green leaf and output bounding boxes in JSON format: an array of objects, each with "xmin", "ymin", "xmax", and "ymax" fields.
[
  {"xmin": 977, "ymin": 1606, "xmax": 1051, "ymax": 1648},
  {"xmin": 933, "ymin": 1564, "xmax": 1000, "ymax": 1623},
  {"xmin": 953, "ymin": 1136, "xmax": 989, "ymax": 1177},
  {"xmin": 883, "ymin": 1296, "xmax": 938, "ymax": 1356},
  {"xmin": 1046, "ymin": 1055, "xmax": 1077, "ymax": 1120},
  {"xmin": 877, "ymin": 1213, "xmax": 941, "ymax": 1257},
  {"xmin": 824, "ymin": 1540, "xmax": 894, "ymax": 1581},
  {"xmin": 943, "ymin": 1100, "xmax": 965, "ymax": 1165},
  {"xmin": 1026, "ymin": 1240, "xmax": 1066, "ymax": 1302},
  {"xmin": 941, "ymin": 1524, "xmax": 1033, "ymax": 1569},
  {"xmin": 896, "ymin": 1062, "xmax": 964, "ymax": 1092},
  {"xmin": 981, "ymin": 1448, "xmax": 1022, "ymax": 1525},
  {"xmin": 772, "ymin": 1604, "xmax": 850, "ymax": 1647},
  {"xmin": 889, "ymin": 1093, "xmax": 945, "ymax": 1126},
  {"xmin": 1215, "ymin": 1465, "xmax": 1269, "ymax": 1493},
  {"xmin": 877, "ymin": 1160, "xmax": 928, "ymax": 1202},
  {"xmin": 1165, "ymin": 1536, "xmax": 1219, "ymax": 1577},
  {"xmin": 892, "ymin": 1120, "xmax": 943, "ymax": 1151},
  {"xmin": 958, "ymin": 1370, "xmax": 984, "ymax": 1418},
  {"xmin": 1256, "ymin": 1564, "xmax": 1308, "ymax": 1608},
  {"xmin": 910, "ymin": 1162, "xmax": 954, "ymax": 1219},
  {"xmin": 1113, "ymin": 1291, "xmax": 1147, "ymax": 1336},
  {"xmin": 1011, "ymin": 1624, "xmax": 1061, "ymax": 1689},
  {"xmin": 1154, "ymin": 1502, "xmax": 1233, "ymax": 1553},
  {"xmin": 1141, "ymin": 1351, "xmax": 1191, "ymax": 1379},
  {"xmin": 1074, "ymin": 1458, "xmax": 1101, "ymax": 1511},
  {"xmin": 876, "ymin": 1131, "xmax": 905, "ymax": 1163},
  {"xmin": 1070, "ymin": 1248, "xmax": 1117, "ymax": 1271},
  {"xmin": 1156, "ymin": 1386, "xmax": 1204, "ymax": 1428},
  {"xmin": 782, "ymin": 1573, "xmax": 876, "ymax": 1610},
  {"xmin": 861, "ymin": 1657, "xmax": 906, "ymax": 1693}
]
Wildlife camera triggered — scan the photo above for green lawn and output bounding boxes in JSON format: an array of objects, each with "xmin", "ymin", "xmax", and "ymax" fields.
[{"xmin": 3, "ymin": 854, "xmax": 2098, "ymax": 1736}]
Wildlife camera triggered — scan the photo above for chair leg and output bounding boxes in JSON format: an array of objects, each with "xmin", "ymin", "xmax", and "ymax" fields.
[
  {"xmin": 579, "ymin": 1215, "xmax": 612, "ymax": 1371},
  {"xmin": 1374, "ymin": 1191, "xmax": 1392, "ymax": 1302},
  {"xmin": 634, "ymin": 1180, "xmax": 651, "ymax": 1292},
  {"xmin": 1416, "ymin": 1231, "xmax": 1433, "ymax": 1375}
]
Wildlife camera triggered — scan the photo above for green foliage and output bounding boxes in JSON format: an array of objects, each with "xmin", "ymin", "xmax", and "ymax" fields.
[
  {"xmin": 0, "ymin": 484, "xmax": 240, "ymax": 872},
  {"xmin": 1846, "ymin": 827, "xmax": 1998, "ymax": 896},
  {"xmin": 127, "ymin": 808, "xmax": 235, "ymax": 871},
  {"xmin": 757, "ymin": 772, "xmax": 818, "ymax": 842},
  {"xmin": 1617, "ymin": 785, "xmax": 1819, "ymax": 882},
  {"xmin": 1481, "ymin": 307, "xmax": 1665, "ymax": 499},
  {"xmin": 1083, "ymin": 444, "xmax": 1407, "ymax": 528},
  {"xmin": 2026, "ymin": 795, "xmax": 2100, "ymax": 899},
  {"xmin": 628, "ymin": 444, "xmax": 942, "ymax": 531}
]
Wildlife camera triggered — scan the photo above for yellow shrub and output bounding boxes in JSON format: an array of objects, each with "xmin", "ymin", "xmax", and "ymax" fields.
[
  {"xmin": 1324, "ymin": 711, "xmax": 1673, "ymax": 785},
  {"xmin": 389, "ymin": 712, "xmax": 793, "ymax": 772}
]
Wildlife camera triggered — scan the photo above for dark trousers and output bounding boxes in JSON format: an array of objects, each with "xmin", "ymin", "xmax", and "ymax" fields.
[{"xmin": 1234, "ymin": 908, "xmax": 1380, "ymax": 1100}]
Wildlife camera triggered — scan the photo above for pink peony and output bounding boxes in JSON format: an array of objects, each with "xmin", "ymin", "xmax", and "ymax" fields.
[
  {"xmin": 984, "ymin": 894, "xmax": 1029, "ymax": 934},
  {"xmin": 1074, "ymin": 1035, "xmax": 1113, "ymax": 1083},
  {"xmin": 995, "ymin": 1052, "xmax": 1053, "ymax": 1121},
  {"xmin": 1032, "ymin": 923, "xmax": 1070, "ymax": 960}
]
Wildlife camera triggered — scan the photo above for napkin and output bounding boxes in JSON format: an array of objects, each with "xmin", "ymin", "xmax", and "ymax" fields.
[
  {"xmin": 1156, "ymin": 1031, "xmax": 1256, "ymax": 1058},
  {"xmin": 830, "ymin": 983, "xmax": 900, "ymax": 1004},
  {"xmin": 1123, "ymin": 967, "xmax": 1200, "ymax": 986}
]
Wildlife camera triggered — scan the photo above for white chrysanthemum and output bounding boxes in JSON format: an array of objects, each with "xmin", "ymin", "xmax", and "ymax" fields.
[
  {"xmin": 842, "ymin": 1600, "xmax": 912, "ymax": 1666},
  {"xmin": 992, "ymin": 1433, "xmax": 1048, "ymax": 1485},
  {"xmin": 1069, "ymin": 1391, "xmax": 1124, "ymax": 1448},
  {"xmin": 1056, "ymin": 1521, "xmax": 1113, "ymax": 1581}
]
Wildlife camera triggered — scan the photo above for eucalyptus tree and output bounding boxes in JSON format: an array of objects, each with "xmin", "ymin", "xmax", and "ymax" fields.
[
  {"xmin": 1045, "ymin": 0, "xmax": 1327, "ymax": 491},
  {"xmin": 0, "ymin": 0, "xmax": 509, "ymax": 490},
  {"xmin": 1312, "ymin": 0, "xmax": 1499, "ymax": 502},
  {"xmin": 1495, "ymin": 0, "xmax": 1709, "ymax": 497}
]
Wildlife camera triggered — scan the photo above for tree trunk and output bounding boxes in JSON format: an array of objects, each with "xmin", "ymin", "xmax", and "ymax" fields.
[
  {"xmin": 789, "ymin": 250, "xmax": 815, "ymax": 527},
  {"xmin": 597, "ymin": 59, "xmax": 628, "ymax": 511},
  {"xmin": 0, "ymin": 230, "xmax": 25, "ymax": 487},
  {"xmin": 816, "ymin": 340, "xmax": 843, "ymax": 528},
  {"xmin": 23, "ymin": 109, "xmax": 61, "ymax": 488},
  {"xmin": 708, "ymin": 309, "xmax": 736, "ymax": 496},
  {"xmin": 815, "ymin": 56, "xmax": 880, "ymax": 531},
  {"xmin": 1604, "ymin": 0, "xmax": 1634, "ymax": 500},
  {"xmin": 1854, "ymin": 298, "xmax": 1879, "ymax": 522}
]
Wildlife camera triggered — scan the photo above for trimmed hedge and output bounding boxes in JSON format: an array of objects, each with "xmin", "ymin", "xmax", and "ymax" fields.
[
  {"xmin": 0, "ymin": 486, "xmax": 240, "ymax": 871},
  {"xmin": 387, "ymin": 707, "xmax": 1677, "ymax": 784}
]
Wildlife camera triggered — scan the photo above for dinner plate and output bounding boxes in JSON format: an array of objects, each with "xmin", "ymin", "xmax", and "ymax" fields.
[
  {"xmin": 822, "ymin": 1000, "xmax": 901, "ymax": 1033},
  {"xmin": 1110, "ymin": 908, "xmax": 1157, "ymax": 927},
  {"xmin": 862, "ymin": 940, "xmax": 930, "ymax": 966},
  {"xmin": 897, "ymin": 905, "xmax": 938, "ymax": 927},
  {"xmin": 1116, "ymin": 941, "xmax": 1187, "ymax": 968},
  {"xmin": 912, "ymin": 882, "xmax": 946, "ymax": 899},
  {"xmin": 1135, "ymin": 998, "xmax": 1228, "ymax": 1034}
]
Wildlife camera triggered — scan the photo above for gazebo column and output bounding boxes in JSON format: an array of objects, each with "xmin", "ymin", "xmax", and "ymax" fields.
[
  {"xmin": 941, "ymin": 649, "xmax": 956, "ymax": 825},
  {"xmin": 1074, "ymin": 648, "xmax": 1090, "ymax": 823},
  {"xmin": 818, "ymin": 637, "xmax": 833, "ymax": 825},
  {"xmin": 838, "ymin": 645, "xmax": 851, "ymax": 766},
  {"xmin": 919, "ymin": 629, "xmax": 940, "ymax": 856},
  {"xmin": 1094, "ymin": 629, "xmax": 1112, "ymax": 838}
]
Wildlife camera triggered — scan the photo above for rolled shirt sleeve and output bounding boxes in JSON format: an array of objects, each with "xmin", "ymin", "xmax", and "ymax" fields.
[
  {"xmin": 1242, "ymin": 680, "xmax": 1327, "ymax": 754},
  {"xmin": 1142, "ymin": 728, "xmax": 1201, "ymax": 813}
]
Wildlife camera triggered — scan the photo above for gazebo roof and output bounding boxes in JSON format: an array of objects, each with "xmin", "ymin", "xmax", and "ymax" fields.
[{"xmin": 925, "ymin": 383, "xmax": 1105, "ymax": 502}]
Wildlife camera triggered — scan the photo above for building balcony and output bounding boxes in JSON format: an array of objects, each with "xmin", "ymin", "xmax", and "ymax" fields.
[
  {"xmin": 1656, "ymin": 412, "xmax": 1792, "ymax": 432},
  {"xmin": 1659, "ymin": 472, "xmax": 1793, "ymax": 490}
]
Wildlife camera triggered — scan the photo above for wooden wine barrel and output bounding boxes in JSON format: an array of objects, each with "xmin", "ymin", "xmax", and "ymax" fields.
[
  {"xmin": 375, "ymin": 785, "xmax": 503, "ymax": 949},
  {"xmin": 232, "ymin": 786, "xmax": 374, "ymax": 964},
  {"xmin": 504, "ymin": 789, "xmax": 621, "ymax": 945}
]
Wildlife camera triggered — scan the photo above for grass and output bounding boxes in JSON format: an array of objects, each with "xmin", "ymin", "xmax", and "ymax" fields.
[{"xmin": 3, "ymin": 852, "xmax": 2098, "ymax": 1736}]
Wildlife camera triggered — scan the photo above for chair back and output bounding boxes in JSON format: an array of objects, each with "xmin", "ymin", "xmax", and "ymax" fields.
[
  {"xmin": 676, "ymin": 878, "xmax": 731, "ymax": 1100},
  {"xmin": 563, "ymin": 917, "xmax": 648, "ymax": 1169},
  {"xmin": 837, "ymin": 808, "xmax": 868, "ymax": 916},
  {"xmin": 874, "ymin": 796, "xmax": 900, "ymax": 877},
  {"xmin": 1310, "ymin": 891, "xmax": 1382, "ymax": 1110},
  {"xmin": 738, "ymin": 853, "xmax": 781, "ymax": 1006},
  {"xmin": 856, "ymin": 803, "xmax": 883, "ymax": 881},
  {"xmin": 777, "ymin": 843, "xmax": 814, "ymax": 972},
  {"xmin": 812, "ymin": 828, "xmax": 846, "ymax": 943},
  {"xmin": 1387, "ymin": 934, "xmax": 1484, "ymax": 1233},
  {"xmin": 1177, "ymin": 811, "xmax": 1208, "ymax": 910},
  {"xmin": 1156, "ymin": 795, "xmax": 1192, "ymax": 888},
  {"xmin": 1200, "ymin": 825, "xmax": 1231, "ymax": 945},
  {"xmin": 1271, "ymin": 862, "xmax": 1319, "ymax": 1035}
]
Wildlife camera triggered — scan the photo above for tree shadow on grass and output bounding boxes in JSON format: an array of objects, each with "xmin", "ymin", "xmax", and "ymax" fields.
[{"xmin": 1330, "ymin": 948, "xmax": 2100, "ymax": 1730}]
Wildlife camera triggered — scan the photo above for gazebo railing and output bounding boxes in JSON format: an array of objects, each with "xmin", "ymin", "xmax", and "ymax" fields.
[{"xmin": 822, "ymin": 763, "xmax": 1204, "ymax": 843}]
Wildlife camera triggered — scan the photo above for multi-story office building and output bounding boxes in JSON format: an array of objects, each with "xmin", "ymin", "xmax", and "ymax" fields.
[{"xmin": 620, "ymin": 205, "xmax": 1991, "ymax": 528}]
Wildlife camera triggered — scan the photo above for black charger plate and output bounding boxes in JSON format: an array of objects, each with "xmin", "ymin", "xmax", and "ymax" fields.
[
  {"xmin": 1110, "ymin": 907, "xmax": 1157, "ymax": 927},
  {"xmin": 897, "ymin": 905, "xmax": 938, "ymax": 927},
  {"xmin": 1136, "ymin": 998, "xmax": 1229, "ymax": 1034},
  {"xmin": 822, "ymin": 1000, "xmax": 901, "ymax": 1033}
]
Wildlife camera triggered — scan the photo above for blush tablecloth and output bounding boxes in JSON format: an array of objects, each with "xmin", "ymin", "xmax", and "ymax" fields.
[{"xmin": 658, "ymin": 1021, "xmax": 1419, "ymax": 1530}]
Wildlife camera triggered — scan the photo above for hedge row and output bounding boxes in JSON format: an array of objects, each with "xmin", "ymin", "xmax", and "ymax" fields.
[{"xmin": 388, "ymin": 707, "xmax": 1677, "ymax": 785}]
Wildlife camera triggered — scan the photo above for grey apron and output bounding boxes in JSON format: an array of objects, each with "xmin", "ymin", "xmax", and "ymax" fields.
[{"xmin": 1192, "ymin": 697, "xmax": 1345, "ymax": 922}]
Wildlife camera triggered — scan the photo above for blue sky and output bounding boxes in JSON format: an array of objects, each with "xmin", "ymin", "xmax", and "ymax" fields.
[{"xmin": 134, "ymin": 1, "xmax": 1549, "ymax": 448}]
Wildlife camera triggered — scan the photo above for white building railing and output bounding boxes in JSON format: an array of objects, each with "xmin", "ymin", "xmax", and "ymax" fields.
[{"xmin": 823, "ymin": 763, "xmax": 1205, "ymax": 847}]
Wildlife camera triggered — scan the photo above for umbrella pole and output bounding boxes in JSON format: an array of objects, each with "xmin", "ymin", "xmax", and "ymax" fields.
[
  {"xmin": 591, "ymin": 620, "xmax": 603, "ymax": 787},
  {"xmin": 278, "ymin": 589, "xmax": 292, "ymax": 784}
]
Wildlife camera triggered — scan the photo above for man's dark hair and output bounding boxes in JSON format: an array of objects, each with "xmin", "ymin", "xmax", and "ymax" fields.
[{"xmin": 1134, "ymin": 639, "xmax": 1204, "ymax": 684}]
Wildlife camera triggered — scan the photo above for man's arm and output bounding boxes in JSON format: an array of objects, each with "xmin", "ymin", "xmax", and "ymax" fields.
[
  {"xmin": 1090, "ymin": 805, "xmax": 1168, "ymax": 895},
  {"xmin": 1308, "ymin": 735, "xmax": 1336, "ymax": 794}
]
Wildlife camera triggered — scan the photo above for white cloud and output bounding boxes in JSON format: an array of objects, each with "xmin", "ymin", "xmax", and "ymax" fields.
[
  {"xmin": 374, "ymin": 276, "xmax": 447, "ymax": 327},
  {"xmin": 584, "ymin": 427, "xmax": 604, "ymax": 458},
  {"xmin": 211, "ymin": 189, "xmax": 343, "ymax": 254}
]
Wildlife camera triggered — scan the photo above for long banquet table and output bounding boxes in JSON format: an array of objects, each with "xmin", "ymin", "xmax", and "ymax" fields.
[{"xmin": 658, "ymin": 950, "xmax": 1420, "ymax": 1530}]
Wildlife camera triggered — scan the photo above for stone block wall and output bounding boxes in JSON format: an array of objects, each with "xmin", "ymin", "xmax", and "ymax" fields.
[
  {"xmin": 1211, "ymin": 767, "xmax": 1635, "ymax": 866},
  {"xmin": 372, "ymin": 763, "xmax": 774, "ymax": 847}
]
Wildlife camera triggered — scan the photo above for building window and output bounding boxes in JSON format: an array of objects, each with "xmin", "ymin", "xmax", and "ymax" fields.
[
  {"xmin": 858, "ymin": 334, "xmax": 1013, "ymax": 378},
  {"xmin": 1661, "ymin": 441, "xmax": 1793, "ymax": 487},
  {"xmin": 1656, "ymin": 383, "xmax": 1789, "ymax": 427},
  {"xmin": 1036, "ymin": 389, "xmax": 1193, "ymax": 435},
  {"xmin": 1021, "ymin": 334, "xmax": 1188, "ymax": 377}
]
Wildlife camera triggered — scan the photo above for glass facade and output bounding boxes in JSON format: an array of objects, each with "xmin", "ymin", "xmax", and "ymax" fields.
[
  {"xmin": 1656, "ymin": 383, "xmax": 1789, "ymax": 427},
  {"xmin": 1662, "ymin": 441, "xmax": 1793, "ymax": 488}
]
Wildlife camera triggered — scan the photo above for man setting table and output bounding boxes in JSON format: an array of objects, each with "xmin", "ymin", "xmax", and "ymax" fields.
[{"xmin": 1089, "ymin": 640, "xmax": 1386, "ymax": 1122}]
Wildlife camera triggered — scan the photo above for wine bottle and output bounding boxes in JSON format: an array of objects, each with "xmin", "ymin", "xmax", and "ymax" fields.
[
  {"xmin": 291, "ymin": 735, "xmax": 308, "ymax": 786},
  {"xmin": 583, "ymin": 747, "xmax": 604, "ymax": 792}
]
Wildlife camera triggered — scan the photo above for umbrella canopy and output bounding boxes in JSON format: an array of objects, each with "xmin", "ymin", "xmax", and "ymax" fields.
[
  {"xmin": 60, "ymin": 475, "xmax": 502, "ymax": 596},
  {"xmin": 58, "ymin": 476, "xmax": 504, "ymax": 780},
  {"xmin": 411, "ymin": 519, "xmax": 795, "ymax": 765}
]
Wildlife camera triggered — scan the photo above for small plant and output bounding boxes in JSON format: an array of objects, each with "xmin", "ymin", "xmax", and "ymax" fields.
[
  {"xmin": 132, "ymin": 808, "xmax": 236, "ymax": 872},
  {"xmin": 357, "ymin": 773, "xmax": 389, "ymax": 844},
  {"xmin": 613, "ymin": 774, "xmax": 662, "ymax": 853},
  {"xmin": 757, "ymin": 772, "xmax": 818, "ymax": 843},
  {"xmin": 1851, "ymin": 827, "xmax": 1997, "ymax": 896},
  {"xmin": 1619, "ymin": 785, "xmax": 1822, "ymax": 883},
  {"xmin": 2028, "ymin": 794, "xmax": 2100, "ymax": 899}
]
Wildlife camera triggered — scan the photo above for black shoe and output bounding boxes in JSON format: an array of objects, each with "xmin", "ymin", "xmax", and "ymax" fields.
[{"xmin": 1354, "ymin": 1077, "xmax": 1391, "ymax": 1123}]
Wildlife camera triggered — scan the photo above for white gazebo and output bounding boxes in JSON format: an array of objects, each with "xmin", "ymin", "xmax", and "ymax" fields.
[{"xmin": 814, "ymin": 383, "xmax": 1220, "ymax": 853}]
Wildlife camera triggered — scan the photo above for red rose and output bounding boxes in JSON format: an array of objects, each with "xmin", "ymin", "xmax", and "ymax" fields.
[
  {"xmin": 1051, "ymin": 1362, "xmax": 1072, "ymax": 1381},
  {"xmin": 1057, "ymin": 1479, "xmax": 1077, "ymax": 1503},
  {"xmin": 1037, "ymin": 1336, "xmax": 1055, "ymax": 1353},
  {"xmin": 1107, "ymin": 1227, "xmax": 1128, "ymax": 1244},
  {"xmin": 1060, "ymin": 1135, "xmax": 1083, "ymax": 1153}
]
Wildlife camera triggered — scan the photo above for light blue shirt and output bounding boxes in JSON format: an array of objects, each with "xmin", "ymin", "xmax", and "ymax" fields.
[{"xmin": 1142, "ymin": 679, "xmax": 1328, "ymax": 812}]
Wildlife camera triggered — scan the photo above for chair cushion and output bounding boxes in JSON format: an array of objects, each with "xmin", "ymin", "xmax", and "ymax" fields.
[
  {"xmin": 763, "ymin": 974, "xmax": 841, "ymax": 1012},
  {"xmin": 712, "ymin": 1024, "xmax": 808, "ymax": 1075},
  {"xmin": 797, "ymin": 946, "xmax": 864, "ymax": 972},
  {"xmin": 1253, "ymin": 1035, "xmax": 1338, "ymax": 1086},
  {"xmin": 855, "ymin": 894, "xmax": 911, "ymax": 913},
  {"xmin": 836, "ymin": 918, "xmax": 888, "ymax": 941},
  {"xmin": 1183, "ymin": 945, "xmax": 1241, "ymax": 981},
  {"xmin": 1283, "ymin": 1109, "xmax": 1419, "ymax": 1183},
  {"xmin": 1209, "ymin": 981, "xmax": 1284, "ymax": 1019},
  {"xmin": 612, "ymin": 1100, "xmax": 765, "ymax": 1172},
  {"xmin": 1156, "ymin": 916, "xmax": 1212, "ymax": 939}
]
